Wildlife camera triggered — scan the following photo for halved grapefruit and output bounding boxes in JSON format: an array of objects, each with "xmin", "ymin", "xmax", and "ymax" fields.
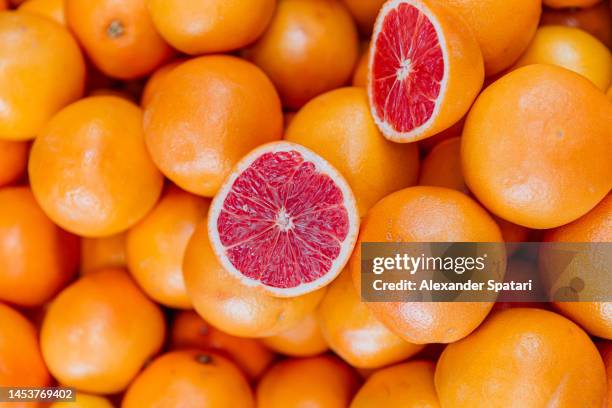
[
  {"xmin": 368, "ymin": 0, "xmax": 484, "ymax": 142},
  {"xmin": 208, "ymin": 142, "xmax": 359, "ymax": 297}
]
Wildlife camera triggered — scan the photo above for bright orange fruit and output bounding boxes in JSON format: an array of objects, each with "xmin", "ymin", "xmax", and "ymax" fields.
[
  {"xmin": 48, "ymin": 393, "xmax": 113, "ymax": 408},
  {"xmin": 140, "ymin": 58, "xmax": 185, "ymax": 107},
  {"xmin": 0, "ymin": 140, "xmax": 28, "ymax": 187},
  {"xmin": 341, "ymin": 0, "xmax": 385, "ymax": 34},
  {"xmin": 262, "ymin": 312, "xmax": 328, "ymax": 357},
  {"xmin": 418, "ymin": 136, "xmax": 467, "ymax": 194},
  {"xmin": 541, "ymin": 1, "xmax": 612, "ymax": 48},
  {"xmin": 18, "ymin": 0, "xmax": 65, "ymax": 25},
  {"xmin": 80, "ymin": 232, "xmax": 126, "ymax": 275}
]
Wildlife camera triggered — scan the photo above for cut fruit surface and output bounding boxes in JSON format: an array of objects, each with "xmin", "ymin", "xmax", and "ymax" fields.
[
  {"xmin": 208, "ymin": 142, "xmax": 359, "ymax": 297},
  {"xmin": 368, "ymin": 0, "xmax": 483, "ymax": 142}
]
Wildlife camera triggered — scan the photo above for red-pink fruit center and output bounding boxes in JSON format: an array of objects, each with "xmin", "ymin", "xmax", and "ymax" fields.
[
  {"xmin": 217, "ymin": 150, "xmax": 350, "ymax": 289},
  {"xmin": 372, "ymin": 3, "xmax": 444, "ymax": 132}
]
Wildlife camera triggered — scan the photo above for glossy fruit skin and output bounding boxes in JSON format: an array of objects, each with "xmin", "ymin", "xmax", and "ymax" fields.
[
  {"xmin": 341, "ymin": 0, "xmax": 385, "ymax": 34},
  {"xmin": 541, "ymin": 1, "xmax": 612, "ymax": 48},
  {"xmin": 0, "ymin": 12, "xmax": 85, "ymax": 141},
  {"xmin": 285, "ymin": 87, "xmax": 419, "ymax": 216},
  {"xmin": 66, "ymin": 0, "xmax": 172, "ymax": 79},
  {"xmin": 418, "ymin": 137, "xmax": 467, "ymax": 194},
  {"xmin": 544, "ymin": 0, "xmax": 602, "ymax": 8},
  {"xmin": 123, "ymin": 350, "xmax": 254, "ymax": 407},
  {"xmin": 140, "ymin": 58, "xmax": 185, "ymax": 107},
  {"xmin": 147, "ymin": 0, "xmax": 275, "ymax": 55},
  {"xmin": 318, "ymin": 271, "xmax": 423, "ymax": 368},
  {"xmin": 243, "ymin": 0, "xmax": 359, "ymax": 109},
  {"xmin": 48, "ymin": 393, "xmax": 113, "ymax": 408},
  {"xmin": 435, "ymin": 308, "xmax": 607, "ymax": 407},
  {"xmin": 513, "ymin": 26, "xmax": 612, "ymax": 91},
  {"xmin": 18, "ymin": 0, "xmax": 65, "ymax": 25},
  {"xmin": 40, "ymin": 268, "xmax": 165, "ymax": 394},
  {"xmin": 0, "ymin": 303, "xmax": 51, "ymax": 407},
  {"xmin": 262, "ymin": 312, "xmax": 328, "ymax": 357},
  {"xmin": 183, "ymin": 220, "xmax": 326, "ymax": 338},
  {"xmin": 127, "ymin": 186, "xmax": 209, "ymax": 309},
  {"xmin": 0, "ymin": 187, "xmax": 79, "ymax": 306},
  {"xmin": 543, "ymin": 194, "xmax": 611, "ymax": 339},
  {"xmin": 143, "ymin": 55, "xmax": 283, "ymax": 197},
  {"xmin": 350, "ymin": 360, "xmax": 440, "ymax": 408},
  {"xmin": 350, "ymin": 186, "xmax": 503, "ymax": 344},
  {"xmin": 0, "ymin": 140, "xmax": 28, "ymax": 186},
  {"xmin": 256, "ymin": 355, "xmax": 360, "ymax": 408},
  {"xmin": 170, "ymin": 310, "xmax": 275, "ymax": 380},
  {"xmin": 80, "ymin": 232, "xmax": 126, "ymax": 274},
  {"xmin": 462, "ymin": 64, "xmax": 612, "ymax": 229},
  {"xmin": 445, "ymin": 0, "xmax": 541, "ymax": 76},
  {"xmin": 29, "ymin": 96, "xmax": 164, "ymax": 237}
]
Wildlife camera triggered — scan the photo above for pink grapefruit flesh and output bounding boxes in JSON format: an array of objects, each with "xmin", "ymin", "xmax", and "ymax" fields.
[
  {"xmin": 208, "ymin": 142, "xmax": 359, "ymax": 297},
  {"xmin": 369, "ymin": 0, "xmax": 445, "ymax": 139}
]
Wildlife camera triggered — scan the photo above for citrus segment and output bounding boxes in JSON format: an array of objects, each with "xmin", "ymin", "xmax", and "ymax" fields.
[{"xmin": 209, "ymin": 142, "xmax": 359, "ymax": 297}]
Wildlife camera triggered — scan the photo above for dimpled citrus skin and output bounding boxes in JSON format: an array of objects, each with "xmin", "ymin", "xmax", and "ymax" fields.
[
  {"xmin": 544, "ymin": 194, "xmax": 612, "ymax": 339},
  {"xmin": 143, "ymin": 55, "xmax": 283, "ymax": 197},
  {"xmin": 445, "ymin": 0, "xmax": 541, "ymax": 76},
  {"xmin": 122, "ymin": 350, "xmax": 255, "ymax": 408},
  {"xmin": 48, "ymin": 393, "xmax": 113, "ymax": 408},
  {"xmin": 318, "ymin": 271, "xmax": 423, "ymax": 368},
  {"xmin": 40, "ymin": 268, "xmax": 165, "ymax": 394},
  {"xmin": 80, "ymin": 232, "xmax": 126, "ymax": 274},
  {"xmin": 140, "ymin": 58, "xmax": 185, "ymax": 107},
  {"xmin": 0, "ymin": 12, "xmax": 85, "ymax": 141},
  {"xmin": 170, "ymin": 310, "xmax": 275, "ymax": 380},
  {"xmin": 147, "ymin": 0, "xmax": 275, "ymax": 55},
  {"xmin": 262, "ymin": 312, "xmax": 329, "ymax": 357},
  {"xmin": 285, "ymin": 87, "xmax": 419, "ymax": 216},
  {"xmin": 256, "ymin": 355, "xmax": 360, "ymax": 408},
  {"xmin": 0, "ymin": 140, "xmax": 28, "ymax": 187},
  {"xmin": 66, "ymin": 0, "xmax": 173, "ymax": 80},
  {"xmin": 243, "ymin": 0, "xmax": 359, "ymax": 109},
  {"xmin": 349, "ymin": 186, "xmax": 503, "ymax": 344},
  {"xmin": 462, "ymin": 64, "xmax": 612, "ymax": 229},
  {"xmin": 0, "ymin": 303, "xmax": 51, "ymax": 400},
  {"xmin": 183, "ymin": 220, "xmax": 326, "ymax": 338},
  {"xmin": 127, "ymin": 186, "xmax": 210, "ymax": 309},
  {"xmin": 0, "ymin": 187, "xmax": 79, "ymax": 307},
  {"xmin": 435, "ymin": 308, "xmax": 607, "ymax": 407},
  {"xmin": 350, "ymin": 361, "xmax": 440, "ymax": 408},
  {"xmin": 29, "ymin": 96, "xmax": 164, "ymax": 237},
  {"xmin": 18, "ymin": 0, "xmax": 65, "ymax": 25},
  {"xmin": 513, "ymin": 26, "xmax": 612, "ymax": 91}
]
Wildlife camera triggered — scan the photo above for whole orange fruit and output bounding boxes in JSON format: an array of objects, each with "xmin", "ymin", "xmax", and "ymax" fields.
[
  {"xmin": 80, "ymin": 232, "xmax": 126, "ymax": 275},
  {"xmin": 544, "ymin": 0, "xmax": 602, "ymax": 8},
  {"xmin": 543, "ymin": 194, "xmax": 611, "ymax": 339},
  {"xmin": 243, "ymin": 0, "xmax": 359, "ymax": 109},
  {"xmin": 418, "ymin": 136, "xmax": 467, "ymax": 194},
  {"xmin": 318, "ymin": 271, "xmax": 423, "ymax": 368},
  {"xmin": 183, "ymin": 220, "xmax": 326, "ymax": 337},
  {"xmin": 143, "ymin": 55, "xmax": 283, "ymax": 197},
  {"xmin": 285, "ymin": 87, "xmax": 419, "ymax": 216},
  {"xmin": 513, "ymin": 26, "xmax": 612, "ymax": 91},
  {"xmin": 462, "ymin": 64, "xmax": 612, "ymax": 229},
  {"xmin": 123, "ymin": 350, "xmax": 254, "ymax": 407},
  {"xmin": 66, "ymin": 0, "xmax": 172, "ymax": 79},
  {"xmin": 445, "ymin": 0, "xmax": 541, "ymax": 75},
  {"xmin": 18, "ymin": 0, "xmax": 65, "ymax": 25},
  {"xmin": 40, "ymin": 268, "xmax": 165, "ymax": 394},
  {"xmin": 140, "ymin": 58, "xmax": 185, "ymax": 107},
  {"xmin": 0, "ymin": 187, "xmax": 79, "ymax": 307},
  {"xmin": 0, "ymin": 11, "xmax": 84, "ymax": 141},
  {"xmin": 170, "ymin": 310, "xmax": 275, "ymax": 380},
  {"xmin": 350, "ymin": 361, "xmax": 440, "ymax": 408},
  {"xmin": 147, "ymin": 0, "xmax": 275, "ymax": 55},
  {"xmin": 541, "ymin": 1, "xmax": 612, "ymax": 48},
  {"xmin": 0, "ymin": 303, "xmax": 50, "ymax": 405},
  {"xmin": 0, "ymin": 140, "xmax": 27, "ymax": 187},
  {"xmin": 48, "ymin": 393, "xmax": 113, "ymax": 408},
  {"xmin": 256, "ymin": 355, "xmax": 360, "ymax": 408},
  {"xmin": 435, "ymin": 308, "xmax": 607, "ymax": 407},
  {"xmin": 341, "ymin": 0, "xmax": 385, "ymax": 34},
  {"xmin": 262, "ymin": 312, "xmax": 328, "ymax": 357},
  {"xmin": 29, "ymin": 96, "xmax": 164, "ymax": 237},
  {"xmin": 127, "ymin": 186, "xmax": 209, "ymax": 309},
  {"xmin": 350, "ymin": 186, "xmax": 503, "ymax": 344}
]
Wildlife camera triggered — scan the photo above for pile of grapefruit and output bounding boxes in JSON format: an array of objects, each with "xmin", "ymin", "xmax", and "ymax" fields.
[{"xmin": 0, "ymin": 0, "xmax": 610, "ymax": 406}]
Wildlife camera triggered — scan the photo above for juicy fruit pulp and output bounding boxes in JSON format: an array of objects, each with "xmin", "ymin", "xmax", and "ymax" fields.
[
  {"xmin": 209, "ymin": 142, "xmax": 358, "ymax": 297},
  {"xmin": 371, "ymin": 2, "xmax": 443, "ymax": 133}
]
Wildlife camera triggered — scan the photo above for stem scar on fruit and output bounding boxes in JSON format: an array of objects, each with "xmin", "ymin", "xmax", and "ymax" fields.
[{"xmin": 106, "ymin": 20, "xmax": 125, "ymax": 38}]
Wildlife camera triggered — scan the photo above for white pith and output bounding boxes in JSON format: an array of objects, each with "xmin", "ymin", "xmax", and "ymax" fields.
[
  {"xmin": 208, "ymin": 141, "xmax": 360, "ymax": 298},
  {"xmin": 368, "ymin": 0, "xmax": 450, "ymax": 143}
]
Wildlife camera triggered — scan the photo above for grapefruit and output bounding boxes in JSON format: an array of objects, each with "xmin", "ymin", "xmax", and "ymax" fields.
[
  {"xmin": 208, "ymin": 141, "xmax": 359, "ymax": 298},
  {"xmin": 261, "ymin": 313, "xmax": 328, "ymax": 357},
  {"xmin": 368, "ymin": 0, "xmax": 483, "ymax": 142}
]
